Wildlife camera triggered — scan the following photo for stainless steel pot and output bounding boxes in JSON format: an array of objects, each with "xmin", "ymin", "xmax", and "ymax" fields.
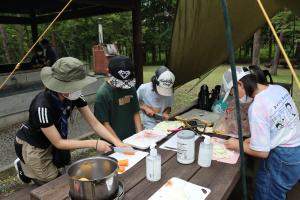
[{"xmin": 67, "ymin": 156, "xmax": 119, "ymax": 200}]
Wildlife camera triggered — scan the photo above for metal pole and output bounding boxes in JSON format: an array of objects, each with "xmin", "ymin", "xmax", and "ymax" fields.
[{"xmin": 220, "ymin": 0, "xmax": 248, "ymax": 199}]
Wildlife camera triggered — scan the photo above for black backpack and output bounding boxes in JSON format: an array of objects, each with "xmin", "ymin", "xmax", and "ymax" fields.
[
  {"xmin": 198, "ymin": 84, "xmax": 221, "ymax": 111},
  {"xmin": 198, "ymin": 84, "xmax": 210, "ymax": 111}
]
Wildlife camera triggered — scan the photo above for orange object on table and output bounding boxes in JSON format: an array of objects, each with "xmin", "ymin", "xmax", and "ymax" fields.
[
  {"xmin": 118, "ymin": 159, "xmax": 129, "ymax": 166},
  {"xmin": 122, "ymin": 152, "xmax": 136, "ymax": 155},
  {"xmin": 118, "ymin": 166, "xmax": 126, "ymax": 173}
]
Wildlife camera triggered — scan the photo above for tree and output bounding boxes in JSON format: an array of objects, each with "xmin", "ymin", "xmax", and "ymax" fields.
[
  {"xmin": 252, "ymin": 28, "xmax": 262, "ymax": 66},
  {"xmin": 0, "ymin": 24, "xmax": 12, "ymax": 63}
]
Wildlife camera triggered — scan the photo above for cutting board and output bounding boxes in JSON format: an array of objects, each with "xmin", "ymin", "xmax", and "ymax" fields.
[
  {"xmin": 211, "ymin": 137, "xmax": 239, "ymax": 164},
  {"xmin": 148, "ymin": 177, "xmax": 211, "ymax": 200},
  {"xmin": 153, "ymin": 120, "xmax": 185, "ymax": 133},
  {"xmin": 109, "ymin": 150, "xmax": 148, "ymax": 174},
  {"xmin": 123, "ymin": 130, "xmax": 168, "ymax": 150}
]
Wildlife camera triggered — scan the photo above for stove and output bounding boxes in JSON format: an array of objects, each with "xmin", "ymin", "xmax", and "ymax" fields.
[{"xmin": 67, "ymin": 182, "xmax": 124, "ymax": 200}]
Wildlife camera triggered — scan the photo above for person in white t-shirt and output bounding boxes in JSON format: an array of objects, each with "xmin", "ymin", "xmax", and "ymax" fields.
[
  {"xmin": 223, "ymin": 66, "xmax": 300, "ymax": 199},
  {"xmin": 137, "ymin": 66, "xmax": 175, "ymax": 129}
]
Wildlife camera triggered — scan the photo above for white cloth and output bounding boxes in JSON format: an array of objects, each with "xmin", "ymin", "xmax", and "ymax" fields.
[
  {"xmin": 137, "ymin": 83, "xmax": 174, "ymax": 129},
  {"xmin": 249, "ymin": 85, "xmax": 300, "ymax": 152}
]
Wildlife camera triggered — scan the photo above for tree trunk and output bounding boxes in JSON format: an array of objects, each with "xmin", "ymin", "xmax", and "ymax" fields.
[
  {"xmin": 0, "ymin": 24, "xmax": 12, "ymax": 63},
  {"xmin": 51, "ymin": 29, "xmax": 58, "ymax": 57},
  {"xmin": 152, "ymin": 45, "xmax": 156, "ymax": 64},
  {"xmin": 252, "ymin": 28, "xmax": 262, "ymax": 66},
  {"xmin": 268, "ymin": 28, "xmax": 273, "ymax": 61},
  {"xmin": 15, "ymin": 25, "xmax": 25, "ymax": 57},
  {"xmin": 270, "ymin": 32, "xmax": 284, "ymax": 76}
]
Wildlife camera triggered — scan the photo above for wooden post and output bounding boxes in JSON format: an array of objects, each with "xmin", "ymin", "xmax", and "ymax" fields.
[
  {"xmin": 30, "ymin": 12, "xmax": 38, "ymax": 45},
  {"xmin": 132, "ymin": 0, "xmax": 143, "ymax": 87}
]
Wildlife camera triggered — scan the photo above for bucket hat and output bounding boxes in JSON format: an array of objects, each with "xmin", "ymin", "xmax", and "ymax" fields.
[{"xmin": 41, "ymin": 57, "xmax": 96, "ymax": 93}]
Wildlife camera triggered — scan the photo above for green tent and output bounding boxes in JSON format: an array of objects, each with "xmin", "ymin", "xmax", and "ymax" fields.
[{"xmin": 169, "ymin": 0, "xmax": 300, "ymax": 86}]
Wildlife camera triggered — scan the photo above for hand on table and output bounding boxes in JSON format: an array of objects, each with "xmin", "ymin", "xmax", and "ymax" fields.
[
  {"xmin": 224, "ymin": 138, "xmax": 239, "ymax": 151},
  {"xmin": 115, "ymin": 141, "xmax": 133, "ymax": 149}
]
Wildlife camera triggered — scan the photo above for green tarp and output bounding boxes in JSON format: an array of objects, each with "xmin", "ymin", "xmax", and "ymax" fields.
[{"xmin": 169, "ymin": 0, "xmax": 300, "ymax": 86}]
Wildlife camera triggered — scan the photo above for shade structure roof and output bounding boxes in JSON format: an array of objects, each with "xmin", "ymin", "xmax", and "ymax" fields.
[
  {"xmin": 169, "ymin": 0, "xmax": 300, "ymax": 86},
  {"xmin": 0, "ymin": 0, "xmax": 135, "ymax": 24}
]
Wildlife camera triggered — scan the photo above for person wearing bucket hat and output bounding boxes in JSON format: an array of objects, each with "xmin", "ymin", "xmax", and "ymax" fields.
[
  {"xmin": 223, "ymin": 66, "xmax": 300, "ymax": 199},
  {"xmin": 137, "ymin": 66, "xmax": 175, "ymax": 129},
  {"xmin": 94, "ymin": 56, "xmax": 143, "ymax": 140},
  {"xmin": 14, "ymin": 57, "xmax": 128, "ymax": 185}
]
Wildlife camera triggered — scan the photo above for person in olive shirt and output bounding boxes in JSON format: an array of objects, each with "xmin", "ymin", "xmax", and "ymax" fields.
[{"xmin": 94, "ymin": 56, "xmax": 143, "ymax": 140}]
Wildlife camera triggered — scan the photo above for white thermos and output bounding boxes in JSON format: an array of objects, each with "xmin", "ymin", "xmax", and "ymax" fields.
[
  {"xmin": 198, "ymin": 135, "xmax": 213, "ymax": 167},
  {"xmin": 177, "ymin": 130, "xmax": 195, "ymax": 164},
  {"xmin": 146, "ymin": 144, "xmax": 161, "ymax": 181}
]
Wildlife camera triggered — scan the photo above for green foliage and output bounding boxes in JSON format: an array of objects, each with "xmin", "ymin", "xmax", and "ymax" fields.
[{"xmin": 0, "ymin": 2, "xmax": 299, "ymax": 66}]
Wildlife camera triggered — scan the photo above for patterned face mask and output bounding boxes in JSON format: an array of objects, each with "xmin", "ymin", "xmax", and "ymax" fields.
[{"xmin": 110, "ymin": 76, "xmax": 136, "ymax": 89}]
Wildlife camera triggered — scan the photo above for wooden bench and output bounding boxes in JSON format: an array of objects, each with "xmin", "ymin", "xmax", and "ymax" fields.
[{"xmin": 2, "ymin": 184, "xmax": 38, "ymax": 200}]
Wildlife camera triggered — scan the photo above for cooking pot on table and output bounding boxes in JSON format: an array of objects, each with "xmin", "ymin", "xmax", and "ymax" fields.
[{"xmin": 67, "ymin": 156, "xmax": 119, "ymax": 200}]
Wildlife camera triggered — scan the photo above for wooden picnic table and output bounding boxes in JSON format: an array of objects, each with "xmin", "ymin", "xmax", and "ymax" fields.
[{"xmin": 30, "ymin": 134, "xmax": 240, "ymax": 200}]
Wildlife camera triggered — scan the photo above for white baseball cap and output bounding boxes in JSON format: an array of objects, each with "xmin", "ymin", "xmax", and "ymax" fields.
[
  {"xmin": 155, "ymin": 66, "xmax": 175, "ymax": 96},
  {"xmin": 222, "ymin": 66, "xmax": 251, "ymax": 102}
]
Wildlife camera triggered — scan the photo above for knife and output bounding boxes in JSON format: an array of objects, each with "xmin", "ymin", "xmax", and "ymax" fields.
[
  {"xmin": 153, "ymin": 113, "xmax": 164, "ymax": 121},
  {"xmin": 113, "ymin": 147, "xmax": 136, "ymax": 153}
]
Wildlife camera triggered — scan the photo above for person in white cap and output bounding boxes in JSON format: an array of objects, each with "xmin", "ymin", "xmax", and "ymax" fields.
[
  {"xmin": 137, "ymin": 66, "xmax": 175, "ymax": 129},
  {"xmin": 14, "ymin": 57, "xmax": 128, "ymax": 185},
  {"xmin": 223, "ymin": 66, "xmax": 300, "ymax": 199}
]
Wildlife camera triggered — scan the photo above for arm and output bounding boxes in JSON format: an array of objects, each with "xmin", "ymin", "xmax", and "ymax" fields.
[
  {"xmin": 225, "ymin": 138, "xmax": 269, "ymax": 159},
  {"xmin": 139, "ymin": 102, "xmax": 156, "ymax": 117},
  {"xmin": 134, "ymin": 112, "xmax": 143, "ymax": 132},
  {"xmin": 41, "ymin": 125, "xmax": 111, "ymax": 152},
  {"xmin": 78, "ymin": 105, "xmax": 127, "ymax": 147}
]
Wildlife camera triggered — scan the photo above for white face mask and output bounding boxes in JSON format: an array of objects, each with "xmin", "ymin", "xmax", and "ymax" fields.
[
  {"xmin": 63, "ymin": 90, "xmax": 82, "ymax": 100},
  {"xmin": 239, "ymin": 95, "xmax": 253, "ymax": 104}
]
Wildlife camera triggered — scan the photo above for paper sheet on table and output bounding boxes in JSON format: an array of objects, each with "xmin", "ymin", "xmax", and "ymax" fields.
[
  {"xmin": 109, "ymin": 150, "xmax": 148, "ymax": 174},
  {"xmin": 211, "ymin": 137, "xmax": 239, "ymax": 164},
  {"xmin": 148, "ymin": 177, "xmax": 211, "ymax": 200},
  {"xmin": 159, "ymin": 134, "xmax": 199, "ymax": 151}
]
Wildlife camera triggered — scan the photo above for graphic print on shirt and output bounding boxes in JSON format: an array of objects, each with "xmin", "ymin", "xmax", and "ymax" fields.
[
  {"xmin": 118, "ymin": 95, "xmax": 133, "ymax": 106},
  {"xmin": 271, "ymin": 94, "xmax": 297, "ymax": 130}
]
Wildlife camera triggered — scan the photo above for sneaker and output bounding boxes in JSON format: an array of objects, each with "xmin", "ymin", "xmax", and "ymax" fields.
[{"xmin": 14, "ymin": 158, "xmax": 31, "ymax": 183}]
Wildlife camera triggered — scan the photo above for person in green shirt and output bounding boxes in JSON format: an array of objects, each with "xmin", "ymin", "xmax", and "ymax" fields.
[{"xmin": 94, "ymin": 56, "xmax": 143, "ymax": 140}]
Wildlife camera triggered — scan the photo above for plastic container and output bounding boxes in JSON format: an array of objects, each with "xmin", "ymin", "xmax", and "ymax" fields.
[
  {"xmin": 198, "ymin": 135, "xmax": 213, "ymax": 167},
  {"xmin": 177, "ymin": 130, "xmax": 195, "ymax": 164},
  {"xmin": 146, "ymin": 144, "xmax": 161, "ymax": 181}
]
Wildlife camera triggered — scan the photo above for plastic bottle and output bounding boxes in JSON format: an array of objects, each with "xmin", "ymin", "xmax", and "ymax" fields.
[
  {"xmin": 198, "ymin": 135, "xmax": 213, "ymax": 167},
  {"xmin": 146, "ymin": 144, "xmax": 161, "ymax": 181},
  {"xmin": 177, "ymin": 130, "xmax": 195, "ymax": 164}
]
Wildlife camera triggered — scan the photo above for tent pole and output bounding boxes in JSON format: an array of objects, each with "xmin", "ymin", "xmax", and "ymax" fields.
[
  {"xmin": 220, "ymin": 0, "xmax": 248, "ymax": 199},
  {"xmin": 257, "ymin": 0, "xmax": 300, "ymax": 90}
]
